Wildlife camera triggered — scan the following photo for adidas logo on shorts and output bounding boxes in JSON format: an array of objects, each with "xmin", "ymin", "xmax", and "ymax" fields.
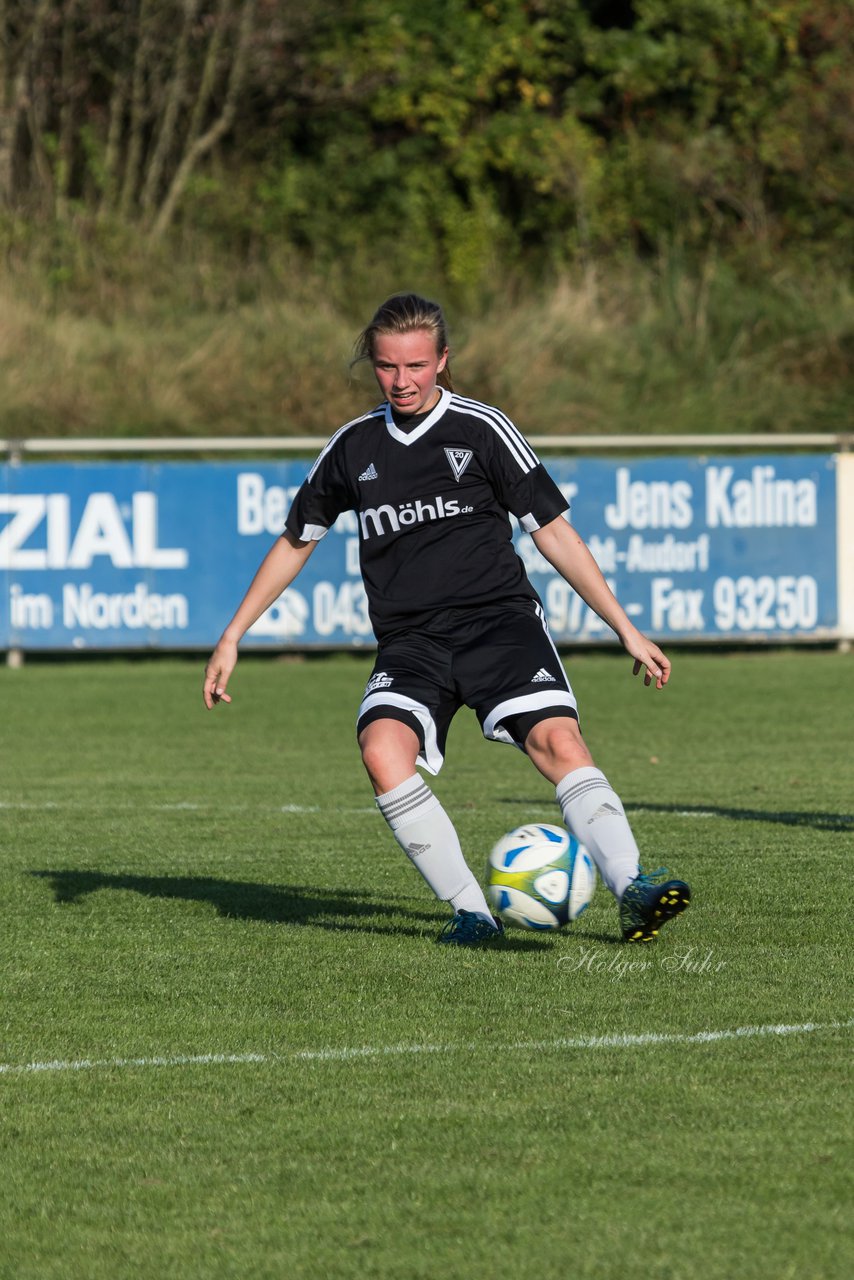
[
  {"xmin": 531, "ymin": 667, "xmax": 556, "ymax": 683},
  {"xmin": 358, "ymin": 462, "xmax": 378, "ymax": 481}
]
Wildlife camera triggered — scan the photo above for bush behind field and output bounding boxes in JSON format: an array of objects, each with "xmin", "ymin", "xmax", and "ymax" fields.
[{"xmin": 0, "ymin": 227, "xmax": 851, "ymax": 440}]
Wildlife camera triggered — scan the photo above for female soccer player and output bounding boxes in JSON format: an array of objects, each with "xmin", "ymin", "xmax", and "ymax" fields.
[{"xmin": 203, "ymin": 293, "xmax": 690, "ymax": 946}]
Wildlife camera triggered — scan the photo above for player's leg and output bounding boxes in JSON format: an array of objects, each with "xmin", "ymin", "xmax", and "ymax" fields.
[
  {"xmin": 524, "ymin": 716, "xmax": 690, "ymax": 942},
  {"xmin": 467, "ymin": 603, "xmax": 689, "ymax": 942},
  {"xmin": 492, "ymin": 710, "xmax": 640, "ymax": 908},
  {"xmin": 359, "ymin": 717, "xmax": 499, "ymax": 933},
  {"xmin": 357, "ymin": 645, "xmax": 501, "ymax": 944},
  {"xmin": 523, "ymin": 715, "xmax": 642, "ymax": 898}
]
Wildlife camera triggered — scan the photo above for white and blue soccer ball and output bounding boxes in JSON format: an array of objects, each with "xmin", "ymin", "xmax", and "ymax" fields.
[{"xmin": 486, "ymin": 823, "xmax": 597, "ymax": 930}]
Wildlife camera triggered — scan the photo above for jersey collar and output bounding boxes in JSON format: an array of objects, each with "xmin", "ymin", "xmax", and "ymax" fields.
[{"xmin": 384, "ymin": 387, "xmax": 452, "ymax": 445}]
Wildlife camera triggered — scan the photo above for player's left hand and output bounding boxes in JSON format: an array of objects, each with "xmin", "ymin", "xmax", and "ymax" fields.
[
  {"xmin": 203, "ymin": 638, "xmax": 237, "ymax": 709},
  {"xmin": 626, "ymin": 636, "xmax": 671, "ymax": 690}
]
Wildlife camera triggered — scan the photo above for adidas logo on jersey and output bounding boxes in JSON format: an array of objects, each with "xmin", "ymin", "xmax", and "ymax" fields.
[
  {"xmin": 358, "ymin": 463, "xmax": 378, "ymax": 482},
  {"xmin": 531, "ymin": 667, "xmax": 556, "ymax": 683}
]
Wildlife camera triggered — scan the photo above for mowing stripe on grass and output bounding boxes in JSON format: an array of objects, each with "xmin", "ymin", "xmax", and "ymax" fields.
[{"xmin": 1, "ymin": 1020, "xmax": 849, "ymax": 1078}]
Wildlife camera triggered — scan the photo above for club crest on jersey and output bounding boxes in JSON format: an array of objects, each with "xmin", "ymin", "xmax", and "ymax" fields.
[{"xmin": 445, "ymin": 447, "xmax": 473, "ymax": 482}]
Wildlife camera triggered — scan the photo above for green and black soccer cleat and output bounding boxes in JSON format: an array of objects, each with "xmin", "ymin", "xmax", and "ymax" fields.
[
  {"xmin": 620, "ymin": 869, "xmax": 691, "ymax": 943},
  {"xmin": 436, "ymin": 910, "xmax": 505, "ymax": 947}
]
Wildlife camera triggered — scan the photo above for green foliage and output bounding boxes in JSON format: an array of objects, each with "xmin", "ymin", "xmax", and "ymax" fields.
[
  {"xmin": 0, "ymin": 1, "xmax": 850, "ymax": 440},
  {"xmin": 580, "ymin": 0, "xmax": 854, "ymax": 254},
  {"xmin": 245, "ymin": 0, "xmax": 853, "ymax": 283},
  {"xmin": 1, "ymin": 1, "xmax": 850, "ymax": 285}
]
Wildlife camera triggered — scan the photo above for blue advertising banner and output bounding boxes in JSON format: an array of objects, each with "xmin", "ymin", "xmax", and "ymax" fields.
[{"xmin": 0, "ymin": 455, "xmax": 838, "ymax": 650}]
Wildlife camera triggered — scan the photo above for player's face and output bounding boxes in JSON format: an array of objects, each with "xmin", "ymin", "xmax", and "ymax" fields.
[{"xmin": 372, "ymin": 330, "xmax": 448, "ymax": 415}]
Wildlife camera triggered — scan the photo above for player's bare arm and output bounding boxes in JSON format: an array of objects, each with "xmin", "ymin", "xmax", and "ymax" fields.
[
  {"xmin": 530, "ymin": 515, "xmax": 671, "ymax": 690},
  {"xmin": 203, "ymin": 533, "xmax": 316, "ymax": 708}
]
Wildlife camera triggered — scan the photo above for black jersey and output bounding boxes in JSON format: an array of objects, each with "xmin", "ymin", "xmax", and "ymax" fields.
[{"xmin": 285, "ymin": 388, "xmax": 568, "ymax": 638}]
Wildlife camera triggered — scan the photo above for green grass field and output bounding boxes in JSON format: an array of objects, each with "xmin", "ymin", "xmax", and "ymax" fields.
[{"xmin": 1, "ymin": 650, "xmax": 852, "ymax": 1279}]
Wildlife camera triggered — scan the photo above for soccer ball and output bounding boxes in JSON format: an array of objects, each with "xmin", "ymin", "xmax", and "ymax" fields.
[{"xmin": 486, "ymin": 823, "xmax": 597, "ymax": 930}]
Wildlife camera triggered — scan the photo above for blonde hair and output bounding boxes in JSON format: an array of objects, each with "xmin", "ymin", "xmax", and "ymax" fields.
[{"xmin": 353, "ymin": 293, "xmax": 453, "ymax": 391}]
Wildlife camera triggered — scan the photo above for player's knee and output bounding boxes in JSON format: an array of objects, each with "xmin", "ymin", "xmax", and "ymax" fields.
[
  {"xmin": 358, "ymin": 719, "xmax": 420, "ymax": 793},
  {"xmin": 525, "ymin": 717, "xmax": 593, "ymax": 774},
  {"xmin": 358, "ymin": 725, "xmax": 386, "ymax": 776}
]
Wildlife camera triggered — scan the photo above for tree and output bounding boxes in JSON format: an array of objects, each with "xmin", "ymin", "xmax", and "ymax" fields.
[
  {"xmin": 0, "ymin": 0, "xmax": 52, "ymax": 206},
  {"xmin": 0, "ymin": 0, "xmax": 261, "ymax": 234},
  {"xmin": 0, "ymin": 0, "xmax": 848, "ymax": 270}
]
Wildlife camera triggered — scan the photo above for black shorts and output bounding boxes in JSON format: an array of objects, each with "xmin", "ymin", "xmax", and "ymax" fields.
[{"xmin": 356, "ymin": 599, "xmax": 578, "ymax": 774}]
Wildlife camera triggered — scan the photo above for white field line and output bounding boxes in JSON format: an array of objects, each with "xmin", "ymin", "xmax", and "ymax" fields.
[
  {"xmin": 1, "ymin": 1020, "xmax": 849, "ymax": 1079},
  {"xmin": 632, "ymin": 806, "xmax": 719, "ymax": 818},
  {"xmin": 0, "ymin": 801, "xmax": 378, "ymax": 815},
  {"xmin": 0, "ymin": 801, "xmax": 747, "ymax": 823},
  {"xmin": 0, "ymin": 801, "xmax": 785, "ymax": 820}
]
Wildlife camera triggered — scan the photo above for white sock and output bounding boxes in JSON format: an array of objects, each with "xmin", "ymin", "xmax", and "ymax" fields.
[
  {"xmin": 376, "ymin": 775, "xmax": 494, "ymax": 922},
  {"xmin": 555, "ymin": 767, "xmax": 640, "ymax": 900}
]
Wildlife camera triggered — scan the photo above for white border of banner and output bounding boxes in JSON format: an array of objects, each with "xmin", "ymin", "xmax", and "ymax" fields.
[{"xmin": 837, "ymin": 453, "xmax": 854, "ymax": 647}]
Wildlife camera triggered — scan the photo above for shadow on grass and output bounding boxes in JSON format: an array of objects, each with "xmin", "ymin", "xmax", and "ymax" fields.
[
  {"xmin": 497, "ymin": 798, "xmax": 854, "ymax": 833},
  {"xmin": 29, "ymin": 869, "xmax": 552, "ymax": 950}
]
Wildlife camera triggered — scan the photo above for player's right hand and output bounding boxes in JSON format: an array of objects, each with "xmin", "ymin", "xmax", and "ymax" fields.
[{"xmin": 203, "ymin": 638, "xmax": 237, "ymax": 709}]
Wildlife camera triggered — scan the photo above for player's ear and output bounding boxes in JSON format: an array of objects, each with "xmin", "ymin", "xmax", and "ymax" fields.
[{"xmin": 437, "ymin": 346, "xmax": 449, "ymax": 372}]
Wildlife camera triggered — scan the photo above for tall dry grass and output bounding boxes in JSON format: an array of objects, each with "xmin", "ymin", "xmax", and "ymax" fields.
[{"xmin": 0, "ymin": 232, "xmax": 850, "ymax": 440}]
